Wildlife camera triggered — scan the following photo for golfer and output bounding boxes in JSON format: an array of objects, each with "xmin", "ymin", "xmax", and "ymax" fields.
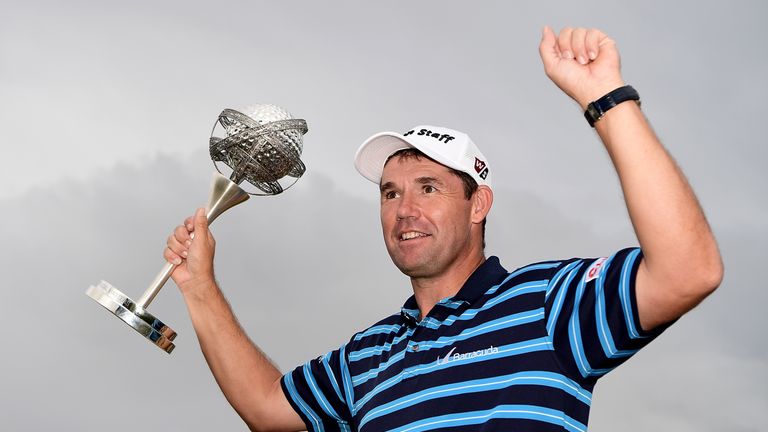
[{"xmin": 165, "ymin": 26, "xmax": 722, "ymax": 431}]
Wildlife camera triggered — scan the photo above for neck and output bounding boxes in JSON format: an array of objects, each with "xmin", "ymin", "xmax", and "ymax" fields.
[{"xmin": 411, "ymin": 253, "xmax": 486, "ymax": 320}]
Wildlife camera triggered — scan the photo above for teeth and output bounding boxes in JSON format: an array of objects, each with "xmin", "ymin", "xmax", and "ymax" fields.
[{"xmin": 401, "ymin": 232, "xmax": 426, "ymax": 240}]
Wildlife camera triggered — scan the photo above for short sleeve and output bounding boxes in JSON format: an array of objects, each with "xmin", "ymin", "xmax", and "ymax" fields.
[
  {"xmin": 544, "ymin": 247, "xmax": 671, "ymax": 383},
  {"xmin": 281, "ymin": 344, "xmax": 355, "ymax": 432}
]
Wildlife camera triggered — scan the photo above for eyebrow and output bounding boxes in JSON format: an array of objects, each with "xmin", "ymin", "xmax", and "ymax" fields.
[
  {"xmin": 416, "ymin": 176, "xmax": 444, "ymax": 186},
  {"xmin": 379, "ymin": 176, "xmax": 445, "ymax": 193}
]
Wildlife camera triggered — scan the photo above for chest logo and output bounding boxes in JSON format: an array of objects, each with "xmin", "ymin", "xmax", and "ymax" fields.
[{"xmin": 436, "ymin": 345, "xmax": 498, "ymax": 365}]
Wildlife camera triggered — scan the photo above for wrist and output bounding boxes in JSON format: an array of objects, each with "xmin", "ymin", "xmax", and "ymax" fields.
[
  {"xmin": 575, "ymin": 80, "xmax": 626, "ymax": 110},
  {"xmin": 583, "ymin": 85, "xmax": 640, "ymax": 127},
  {"xmin": 180, "ymin": 277, "xmax": 220, "ymax": 302}
]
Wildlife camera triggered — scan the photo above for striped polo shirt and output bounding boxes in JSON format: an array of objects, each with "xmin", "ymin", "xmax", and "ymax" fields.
[{"xmin": 281, "ymin": 247, "xmax": 667, "ymax": 431}]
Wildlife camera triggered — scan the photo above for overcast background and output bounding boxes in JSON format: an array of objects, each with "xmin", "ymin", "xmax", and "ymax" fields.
[{"xmin": 1, "ymin": 1, "xmax": 766, "ymax": 431}]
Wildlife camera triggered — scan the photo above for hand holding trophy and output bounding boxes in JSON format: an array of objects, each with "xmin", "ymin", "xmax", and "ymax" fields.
[{"xmin": 85, "ymin": 104, "xmax": 308, "ymax": 354}]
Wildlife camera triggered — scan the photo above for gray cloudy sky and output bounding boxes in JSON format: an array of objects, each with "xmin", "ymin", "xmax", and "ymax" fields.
[{"xmin": 1, "ymin": 1, "xmax": 765, "ymax": 431}]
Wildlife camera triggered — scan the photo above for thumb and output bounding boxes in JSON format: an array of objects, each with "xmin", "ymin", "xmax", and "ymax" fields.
[
  {"xmin": 193, "ymin": 207, "xmax": 209, "ymax": 239},
  {"xmin": 538, "ymin": 26, "xmax": 559, "ymax": 69}
]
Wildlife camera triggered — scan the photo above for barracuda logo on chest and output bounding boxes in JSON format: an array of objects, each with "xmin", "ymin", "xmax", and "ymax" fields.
[{"xmin": 436, "ymin": 345, "xmax": 499, "ymax": 365}]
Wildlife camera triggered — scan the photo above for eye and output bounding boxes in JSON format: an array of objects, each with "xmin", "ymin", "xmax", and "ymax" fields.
[
  {"xmin": 383, "ymin": 190, "xmax": 398, "ymax": 200},
  {"xmin": 423, "ymin": 185, "xmax": 436, "ymax": 194}
]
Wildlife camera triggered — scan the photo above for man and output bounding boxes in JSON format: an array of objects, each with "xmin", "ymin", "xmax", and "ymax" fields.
[{"xmin": 165, "ymin": 27, "xmax": 722, "ymax": 431}]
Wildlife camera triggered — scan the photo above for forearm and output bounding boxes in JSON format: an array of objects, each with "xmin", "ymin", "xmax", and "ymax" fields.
[
  {"xmin": 182, "ymin": 282, "xmax": 295, "ymax": 430},
  {"xmin": 594, "ymin": 101, "xmax": 723, "ymax": 326},
  {"xmin": 166, "ymin": 209, "xmax": 303, "ymax": 430}
]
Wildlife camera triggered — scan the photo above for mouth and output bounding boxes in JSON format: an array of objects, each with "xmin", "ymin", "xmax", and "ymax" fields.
[{"xmin": 400, "ymin": 231, "xmax": 430, "ymax": 241}]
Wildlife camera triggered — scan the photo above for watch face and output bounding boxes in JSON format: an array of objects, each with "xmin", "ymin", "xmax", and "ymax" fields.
[{"xmin": 586, "ymin": 103, "xmax": 602, "ymax": 125}]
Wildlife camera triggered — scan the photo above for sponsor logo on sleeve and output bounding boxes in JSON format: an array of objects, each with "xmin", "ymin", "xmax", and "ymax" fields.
[{"xmin": 585, "ymin": 257, "xmax": 608, "ymax": 282}]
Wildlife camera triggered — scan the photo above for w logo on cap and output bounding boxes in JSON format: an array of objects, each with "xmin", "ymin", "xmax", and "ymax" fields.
[
  {"xmin": 474, "ymin": 157, "xmax": 487, "ymax": 173},
  {"xmin": 475, "ymin": 157, "xmax": 489, "ymax": 180}
]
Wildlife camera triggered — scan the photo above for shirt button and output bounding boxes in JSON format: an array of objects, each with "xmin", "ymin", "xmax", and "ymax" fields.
[{"xmin": 412, "ymin": 344, "xmax": 420, "ymax": 352}]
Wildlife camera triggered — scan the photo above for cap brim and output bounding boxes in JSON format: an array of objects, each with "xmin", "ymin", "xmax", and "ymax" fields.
[{"xmin": 354, "ymin": 132, "xmax": 414, "ymax": 184}]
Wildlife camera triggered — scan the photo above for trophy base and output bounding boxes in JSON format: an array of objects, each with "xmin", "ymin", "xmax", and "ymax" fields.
[{"xmin": 86, "ymin": 280, "xmax": 177, "ymax": 354}]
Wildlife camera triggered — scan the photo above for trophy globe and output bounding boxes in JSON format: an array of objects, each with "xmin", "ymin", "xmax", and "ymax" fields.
[{"xmin": 210, "ymin": 104, "xmax": 307, "ymax": 196}]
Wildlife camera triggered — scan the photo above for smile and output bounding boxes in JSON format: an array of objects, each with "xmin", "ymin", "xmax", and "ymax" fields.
[{"xmin": 400, "ymin": 231, "xmax": 430, "ymax": 241}]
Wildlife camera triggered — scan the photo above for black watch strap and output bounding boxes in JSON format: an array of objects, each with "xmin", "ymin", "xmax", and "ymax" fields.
[{"xmin": 584, "ymin": 85, "xmax": 640, "ymax": 127}]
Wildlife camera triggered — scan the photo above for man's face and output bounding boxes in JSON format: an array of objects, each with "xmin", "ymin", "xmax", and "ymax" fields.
[{"xmin": 379, "ymin": 155, "xmax": 475, "ymax": 279}]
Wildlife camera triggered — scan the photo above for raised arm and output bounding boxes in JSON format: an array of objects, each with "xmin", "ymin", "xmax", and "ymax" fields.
[
  {"xmin": 165, "ymin": 208, "xmax": 304, "ymax": 431},
  {"xmin": 538, "ymin": 26, "xmax": 723, "ymax": 331}
]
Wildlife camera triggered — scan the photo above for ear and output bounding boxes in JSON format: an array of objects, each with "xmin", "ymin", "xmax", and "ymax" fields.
[{"xmin": 470, "ymin": 185, "xmax": 493, "ymax": 224}]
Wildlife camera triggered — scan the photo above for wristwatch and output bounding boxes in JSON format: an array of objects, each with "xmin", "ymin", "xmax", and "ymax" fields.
[{"xmin": 584, "ymin": 85, "xmax": 640, "ymax": 127}]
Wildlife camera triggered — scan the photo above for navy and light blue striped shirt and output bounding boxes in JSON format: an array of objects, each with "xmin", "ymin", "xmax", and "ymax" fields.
[{"xmin": 281, "ymin": 248, "xmax": 666, "ymax": 431}]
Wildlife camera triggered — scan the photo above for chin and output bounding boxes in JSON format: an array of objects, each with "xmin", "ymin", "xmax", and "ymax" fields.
[{"xmin": 391, "ymin": 257, "xmax": 437, "ymax": 279}]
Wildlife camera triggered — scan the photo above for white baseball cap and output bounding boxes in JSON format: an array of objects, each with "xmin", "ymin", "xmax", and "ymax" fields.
[{"xmin": 354, "ymin": 125, "xmax": 492, "ymax": 187}]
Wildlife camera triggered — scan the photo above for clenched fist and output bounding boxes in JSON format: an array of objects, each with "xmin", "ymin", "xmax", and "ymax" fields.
[
  {"xmin": 539, "ymin": 26, "xmax": 626, "ymax": 109},
  {"xmin": 165, "ymin": 207, "xmax": 217, "ymax": 297}
]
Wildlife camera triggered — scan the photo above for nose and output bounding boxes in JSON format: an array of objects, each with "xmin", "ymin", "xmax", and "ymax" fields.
[{"xmin": 396, "ymin": 191, "xmax": 420, "ymax": 220}]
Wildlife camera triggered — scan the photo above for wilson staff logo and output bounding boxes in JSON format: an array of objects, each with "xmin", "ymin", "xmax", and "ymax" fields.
[{"xmin": 474, "ymin": 157, "xmax": 489, "ymax": 180}]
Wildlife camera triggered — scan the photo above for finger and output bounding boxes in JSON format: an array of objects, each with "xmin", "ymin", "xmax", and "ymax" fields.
[
  {"xmin": 557, "ymin": 27, "xmax": 574, "ymax": 59},
  {"xmin": 171, "ymin": 225, "xmax": 192, "ymax": 251},
  {"xmin": 570, "ymin": 28, "xmax": 588, "ymax": 65},
  {"xmin": 585, "ymin": 28, "xmax": 605, "ymax": 60},
  {"xmin": 167, "ymin": 228, "xmax": 189, "ymax": 258},
  {"xmin": 193, "ymin": 207, "xmax": 209, "ymax": 239},
  {"xmin": 598, "ymin": 34, "xmax": 617, "ymax": 54},
  {"xmin": 164, "ymin": 246, "xmax": 184, "ymax": 266},
  {"xmin": 184, "ymin": 216, "xmax": 194, "ymax": 232},
  {"xmin": 538, "ymin": 26, "xmax": 560, "ymax": 70},
  {"xmin": 165, "ymin": 231, "xmax": 186, "ymax": 265},
  {"xmin": 174, "ymin": 224, "xmax": 192, "ymax": 244}
]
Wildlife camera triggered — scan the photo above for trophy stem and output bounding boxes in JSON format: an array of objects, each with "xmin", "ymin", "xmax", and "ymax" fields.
[
  {"xmin": 135, "ymin": 262, "xmax": 176, "ymax": 308},
  {"xmin": 135, "ymin": 172, "xmax": 249, "ymax": 308}
]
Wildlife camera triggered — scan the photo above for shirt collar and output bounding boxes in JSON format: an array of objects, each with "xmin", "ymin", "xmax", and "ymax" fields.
[
  {"xmin": 399, "ymin": 256, "xmax": 508, "ymax": 325},
  {"xmin": 453, "ymin": 256, "xmax": 508, "ymax": 304}
]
